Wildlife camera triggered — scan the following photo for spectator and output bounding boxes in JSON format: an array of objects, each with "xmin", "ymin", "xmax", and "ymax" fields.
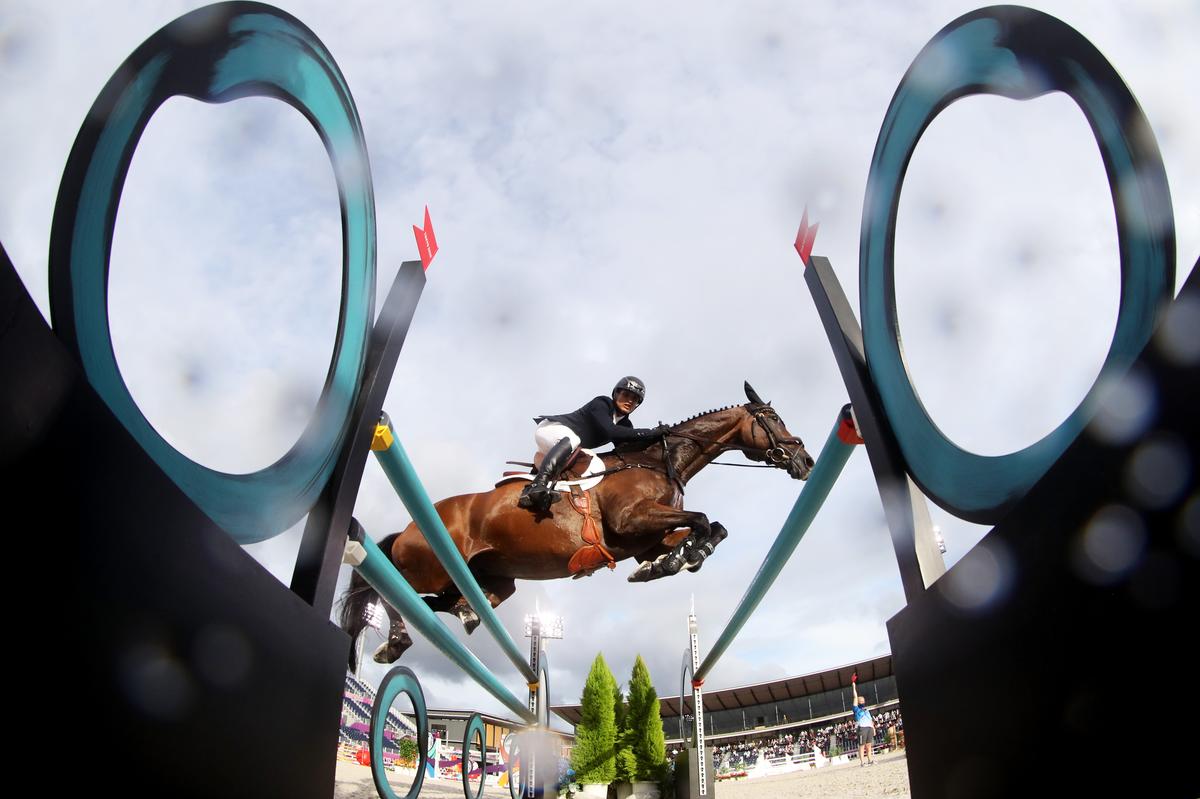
[{"xmin": 851, "ymin": 674, "xmax": 876, "ymax": 766}]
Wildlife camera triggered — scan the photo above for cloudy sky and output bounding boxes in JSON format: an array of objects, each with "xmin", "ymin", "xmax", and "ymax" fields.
[{"xmin": 2, "ymin": 0, "xmax": 1196, "ymax": 730}]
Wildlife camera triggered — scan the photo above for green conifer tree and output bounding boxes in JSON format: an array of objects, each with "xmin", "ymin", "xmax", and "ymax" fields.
[
  {"xmin": 627, "ymin": 655, "xmax": 667, "ymax": 781},
  {"xmin": 614, "ymin": 677, "xmax": 627, "ymax": 734},
  {"xmin": 614, "ymin": 677, "xmax": 637, "ymax": 782},
  {"xmin": 571, "ymin": 654, "xmax": 618, "ymax": 784}
]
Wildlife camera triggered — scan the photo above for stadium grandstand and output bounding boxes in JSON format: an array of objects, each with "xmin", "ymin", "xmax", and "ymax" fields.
[
  {"xmin": 337, "ymin": 673, "xmax": 420, "ymax": 765},
  {"xmin": 551, "ymin": 654, "xmax": 903, "ymax": 778},
  {"xmin": 337, "ymin": 674, "xmax": 572, "ymax": 770}
]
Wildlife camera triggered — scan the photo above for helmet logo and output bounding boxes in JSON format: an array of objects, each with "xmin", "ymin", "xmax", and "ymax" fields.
[{"xmin": 614, "ymin": 376, "xmax": 646, "ymax": 402}]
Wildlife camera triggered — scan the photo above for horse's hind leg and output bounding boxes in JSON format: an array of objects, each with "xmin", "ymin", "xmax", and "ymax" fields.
[{"xmin": 373, "ymin": 602, "xmax": 414, "ymax": 664}]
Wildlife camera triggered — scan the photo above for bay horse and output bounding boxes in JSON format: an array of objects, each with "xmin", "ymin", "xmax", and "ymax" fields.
[{"xmin": 340, "ymin": 383, "xmax": 813, "ymax": 668}]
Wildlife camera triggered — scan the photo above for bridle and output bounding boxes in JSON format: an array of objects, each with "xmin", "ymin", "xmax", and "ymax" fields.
[{"xmin": 748, "ymin": 406, "xmax": 806, "ymax": 469}]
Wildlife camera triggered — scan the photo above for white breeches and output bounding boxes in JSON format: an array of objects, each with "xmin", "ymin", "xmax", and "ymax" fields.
[{"xmin": 533, "ymin": 421, "xmax": 581, "ymax": 466}]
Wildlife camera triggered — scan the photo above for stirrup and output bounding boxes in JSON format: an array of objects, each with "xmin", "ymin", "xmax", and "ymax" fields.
[
  {"xmin": 518, "ymin": 484, "xmax": 560, "ymax": 511},
  {"xmin": 519, "ymin": 437, "xmax": 572, "ymax": 512}
]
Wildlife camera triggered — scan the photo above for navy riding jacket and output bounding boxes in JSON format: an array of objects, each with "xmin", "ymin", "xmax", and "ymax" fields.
[{"xmin": 535, "ymin": 396, "xmax": 655, "ymax": 448}]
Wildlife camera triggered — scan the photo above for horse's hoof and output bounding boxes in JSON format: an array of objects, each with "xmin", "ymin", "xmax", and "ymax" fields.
[
  {"xmin": 372, "ymin": 642, "xmax": 396, "ymax": 664},
  {"xmin": 686, "ymin": 539, "xmax": 710, "ymax": 563},
  {"xmin": 689, "ymin": 537, "xmax": 716, "ymax": 565},
  {"xmin": 710, "ymin": 523, "xmax": 729, "ymax": 544},
  {"xmin": 460, "ymin": 610, "xmax": 481, "ymax": 635},
  {"xmin": 627, "ymin": 562, "xmax": 654, "ymax": 583}
]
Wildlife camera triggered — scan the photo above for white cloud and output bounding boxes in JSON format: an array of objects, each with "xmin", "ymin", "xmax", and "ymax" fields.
[{"xmin": 3, "ymin": 0, "xmax": 1196, "ymax": 721}]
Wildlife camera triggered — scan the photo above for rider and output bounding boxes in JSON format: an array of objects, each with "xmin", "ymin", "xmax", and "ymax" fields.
[{"xmin": 518, "ymin": 376, "xmax": 668, "ymax": 512}]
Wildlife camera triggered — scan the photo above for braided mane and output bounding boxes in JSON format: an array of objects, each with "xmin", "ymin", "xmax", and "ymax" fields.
[
  {"xmin": 612, "ymin": 402, "xmax": 753, "ymax": 456},
  {"xmin": 671, "ymin": 404, "xmax": 743, "ymax": 426}
]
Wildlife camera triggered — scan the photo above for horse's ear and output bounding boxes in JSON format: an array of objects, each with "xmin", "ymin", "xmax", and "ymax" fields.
[{"xmin": 744, "ymin": 381, "xmax": 766, "ymax": 405}]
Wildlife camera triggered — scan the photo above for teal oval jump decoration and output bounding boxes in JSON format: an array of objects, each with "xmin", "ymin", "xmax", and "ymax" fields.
[
  {"xmin": 462, "ymin": 712, "xmax": 487, "ymax": 799},
  {"xmin": 48, "ymin": 2, "xmax": 376, "ymax": 542},
  {"xmin": 371, "ymin": 666, "xmax": 428, "ymax": 799},
  {"xmin": 859, "ymin": 5, "xmax": 1174, "ymax": 522}
]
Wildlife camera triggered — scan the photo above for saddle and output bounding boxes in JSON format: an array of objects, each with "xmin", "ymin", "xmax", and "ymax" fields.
[
  {"xmin": 494, "ymin": 446, "xmax": 607, "ymax": 493},
  {"xmin": 495, "ymin": 448, "xmax": 615, "ymax": 577}
]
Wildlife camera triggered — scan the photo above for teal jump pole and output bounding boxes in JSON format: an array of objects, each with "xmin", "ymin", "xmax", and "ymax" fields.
[
  {"xmin": 348, "ymin": 523, "xmax": 536, "ymax": 722},
  {"xmin": 370, "ymin": 414, "xmax": 539, "ymax": 685},
  {"xmin": 693, "ymin": 406, "xmax": 862, "ymax": 683}
]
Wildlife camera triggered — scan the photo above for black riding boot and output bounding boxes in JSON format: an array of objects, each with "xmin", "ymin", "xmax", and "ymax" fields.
[{"xmin": 518, "ymin": 437, "xmax": 574, "ymax": 512}]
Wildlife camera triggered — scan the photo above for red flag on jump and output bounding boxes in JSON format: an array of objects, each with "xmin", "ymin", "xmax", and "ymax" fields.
[
  {"xmin": 794, "ymin": 207, "xmax": 819, "ymax": 266},
  {"xmin": 413, "ymin": 206, "xmax": 438, "ymax": 270}
]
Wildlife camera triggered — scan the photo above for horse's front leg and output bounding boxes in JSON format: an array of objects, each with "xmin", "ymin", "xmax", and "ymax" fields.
[
  {"xmin": 454, "ymin": 575, "xmax": 517, "ymax": 634},
  {"xmin": 614, "ymin": 500, "xmax": 711, "ymax": 540},
  {"xmin": 639, "ymin": 528, "xmax": 694, "ymax": 563},
  {"xmin": 628, "ymin": 523, "xmax": 730, "ymax": 582},
  {"xmin": 425, "ymin": 574, "xmax": 516, "ymax": 635},
  {"xmin": 616, "ymin": 502, "xmax": 726, "ymax": 583},
  {"xmin": 641, "ymin": 523, "xmax": 731, "ymax": 571}
]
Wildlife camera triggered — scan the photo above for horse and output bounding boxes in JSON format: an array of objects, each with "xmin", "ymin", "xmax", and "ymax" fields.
[{"xmin": 340, "ymin": 383, "xmax": 814, "ymax": 668}]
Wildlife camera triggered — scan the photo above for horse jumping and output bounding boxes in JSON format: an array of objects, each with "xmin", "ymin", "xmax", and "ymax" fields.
[{"xmin": 341, "ymin": 383, "xmax": 813, "ymax": 667}]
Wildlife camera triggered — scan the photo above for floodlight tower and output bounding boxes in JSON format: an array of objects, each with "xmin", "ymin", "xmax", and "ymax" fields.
[
  {"xmin": 356, "ymin": 600, "xmax": 388, "ymax": 681},
  {"xmin": 524, "ymin": 606, "xmax": 563, "ymax": 721},
  {"xmin": 522, "ymin": 606, "xmax": 563, "ymax": 798}
]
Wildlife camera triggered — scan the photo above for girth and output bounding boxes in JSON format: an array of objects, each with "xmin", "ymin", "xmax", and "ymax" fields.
[{"xmin": 565, "ymin": 485, "xmax": 615, "ymax": 577}]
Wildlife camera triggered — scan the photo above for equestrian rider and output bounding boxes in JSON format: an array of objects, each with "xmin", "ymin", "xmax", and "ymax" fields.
[{"xmin": 518, "ymin": 376, "xmax": 668, "ymax": 512}]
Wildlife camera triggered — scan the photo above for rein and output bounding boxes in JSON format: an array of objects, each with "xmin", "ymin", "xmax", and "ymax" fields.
[
  {"xmin": 662, "ymin": 408, "xmax": 803, "ymax": 467},
  {"xmin": 589, "ymin": 459, "xmax": 687, "ymax": 495},
  {"xmin": 597, "ymin": 407, "xmax": 805, "ymax": 487}
]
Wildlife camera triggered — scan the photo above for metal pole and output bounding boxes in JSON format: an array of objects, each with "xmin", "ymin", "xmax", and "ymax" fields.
[
  {"xmin": 344, "ymin": 523, "xmax": 536, "ymax": 722},
  {"xmin": 678, "ymin": 650, "xmax": 693, "ymax": 743},
  {"xmin": 527, "ymin": 618, "xmax": 541, "ymax": 723},
  {"xmin": 371, "ymin": 416, "xmax": 538, "ymax": 684},
  {"xmin": 526, "ymin": 618, "xmax": 540, "ymax": 799},
  {"xmin": 694, "ymin": 411, "xmax": 859, "ymax": 682}
]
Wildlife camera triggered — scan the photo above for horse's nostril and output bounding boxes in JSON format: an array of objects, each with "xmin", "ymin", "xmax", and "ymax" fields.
[{"xmin": 805, "ymin": 456, "xmax": 815, "ymax": 469}]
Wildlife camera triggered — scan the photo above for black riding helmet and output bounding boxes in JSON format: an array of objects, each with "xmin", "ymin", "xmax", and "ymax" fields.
[{"xmin": 612, "ymin": 376, "xmax": 646, "ymax": 405}]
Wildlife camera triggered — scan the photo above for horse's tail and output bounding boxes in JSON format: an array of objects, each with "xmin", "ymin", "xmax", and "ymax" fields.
[{"xmin": 338, "ymin": 532, "xmax": 399, "ymax": 673}]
